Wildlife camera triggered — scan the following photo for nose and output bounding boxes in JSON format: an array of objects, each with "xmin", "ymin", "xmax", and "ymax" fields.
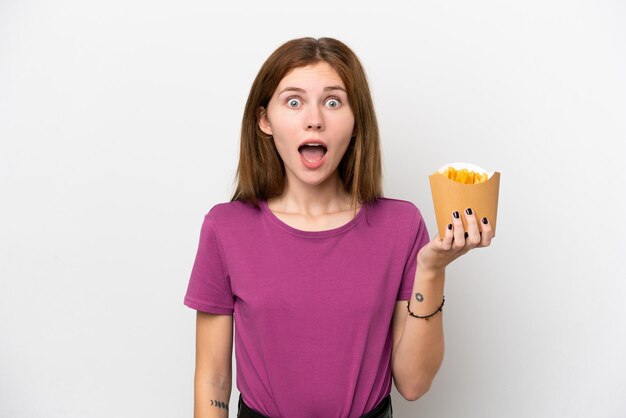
[{"xmin": 305, "ymin": 106, "xmax": 324, "ymax": 131}]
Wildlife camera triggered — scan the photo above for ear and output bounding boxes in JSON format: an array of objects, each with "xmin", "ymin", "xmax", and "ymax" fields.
[{"xmin": 258, "ymin": 106, "xmax": 273, "ymax": 136}]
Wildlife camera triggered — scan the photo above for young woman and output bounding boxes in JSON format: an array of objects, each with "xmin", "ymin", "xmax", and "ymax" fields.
[{"xmin": 184, "ymin": 37, "xmax": 493, "ymax": 418}]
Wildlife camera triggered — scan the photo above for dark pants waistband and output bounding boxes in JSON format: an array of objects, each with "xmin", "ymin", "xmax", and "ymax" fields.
[{"xmin": 237, "ymin": 393, "xmax": 392, "ymax": 418}]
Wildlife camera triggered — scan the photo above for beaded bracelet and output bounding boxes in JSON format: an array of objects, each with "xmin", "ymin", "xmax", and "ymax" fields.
[{"xmin": 406, "ymin": 296, "xmax": 445, "ymax": 320}]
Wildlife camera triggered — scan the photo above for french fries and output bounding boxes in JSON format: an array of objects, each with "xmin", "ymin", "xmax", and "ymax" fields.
[{"xmin": 438, "ymin": 166, "xmax": 489, "ymax": 184}]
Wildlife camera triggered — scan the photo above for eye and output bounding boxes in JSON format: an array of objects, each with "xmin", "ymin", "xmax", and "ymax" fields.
[
  {"xmin": 325, "ymin": 97, "xmax": 342, "ymax": 109},
  {"xmin": 286, "ymin": 97, "xmax": 301, "ymax": 108}
]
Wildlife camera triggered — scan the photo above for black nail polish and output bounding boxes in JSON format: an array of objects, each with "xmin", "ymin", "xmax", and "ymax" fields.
[
  {"xmin": 447, "ymin": 223, "xmax": 453, "ymax": 230},
  {"xmin": 465, "ymin": 208, "xmax": 473, "ymax": 215},
  {"xmin": 464, "ymin": 232, "xmax": 469, "ymax": 239},
  {"xmin": 482, "ymin": 217, "xmax": 488, "ymax": 224},
  {"xmin": 453, "ymin": 211, "xmax": 459, "ymax": 219}
]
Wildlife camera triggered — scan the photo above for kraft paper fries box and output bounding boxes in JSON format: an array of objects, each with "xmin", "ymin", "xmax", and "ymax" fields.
[{"xmin": 429, "ymin": 162, "xmax": 500, "ymax": 239}]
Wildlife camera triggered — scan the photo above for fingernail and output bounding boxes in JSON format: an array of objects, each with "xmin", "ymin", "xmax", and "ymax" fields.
[
  {"xmin": 481, "ymin": 217, "xmax": 488, "ymax": 224},
  {"xmin": 447, "ymin": 223, "xmax": 453, "ymax": 230},
  {"xmin": 464, "ymin": 232, "xmax": 469, "ymax": 239},
  {"xmin": 465, "ymin": 208, "xmax": 473, "ymax": 215},
  {"xmin": 453, "ymin": 211, "xmax": 460, "ymax": 219}
]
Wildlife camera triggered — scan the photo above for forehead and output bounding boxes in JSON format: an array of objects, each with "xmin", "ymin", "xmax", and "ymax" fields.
[{"xmin": 276, "ymin": 62, "xmax": 345, "ymax": 91}]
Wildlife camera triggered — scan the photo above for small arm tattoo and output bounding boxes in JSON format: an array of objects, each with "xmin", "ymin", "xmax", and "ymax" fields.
[
  {"xmin": 210, "ymin": 399, "xmax": 229, "ymax": 411},
  {"xmin": 415, "ymin": 292, "xmax": 424, "ymax": 302}
]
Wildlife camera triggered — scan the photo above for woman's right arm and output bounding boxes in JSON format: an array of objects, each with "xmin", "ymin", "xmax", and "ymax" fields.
[{"xmin": 194, "ymin": 311, "xmax": 234, "ymax": 418}]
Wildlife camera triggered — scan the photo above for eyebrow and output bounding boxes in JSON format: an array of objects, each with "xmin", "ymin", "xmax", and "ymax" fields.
[{"xmin": 277, "ymin": 85, "xmax": 347, "ymax": 95}]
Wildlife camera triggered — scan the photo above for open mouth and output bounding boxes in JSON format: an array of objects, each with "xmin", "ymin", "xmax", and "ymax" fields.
[{"xmin": 298, "ymin": 144, "xmax": 327, "ymax": 163}]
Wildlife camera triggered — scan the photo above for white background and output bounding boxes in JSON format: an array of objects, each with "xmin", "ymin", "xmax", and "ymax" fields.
[{"xmin": 1, "ymin": 0, "xmax": 624, "ymax": 417}]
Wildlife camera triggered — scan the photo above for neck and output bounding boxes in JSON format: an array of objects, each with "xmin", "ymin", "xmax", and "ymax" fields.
[{"xmin": 270, "ymin": 172, "xmax": 355, "ymax": 216}]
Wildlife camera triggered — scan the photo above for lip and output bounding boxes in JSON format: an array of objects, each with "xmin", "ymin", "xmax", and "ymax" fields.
[
  {"xmin": 297, "ymin": 138, "xmax": 328, "ymax": 170},
  {"xmin": 298, "ymin": 139, "xmax": 328, "ymax": 148}
]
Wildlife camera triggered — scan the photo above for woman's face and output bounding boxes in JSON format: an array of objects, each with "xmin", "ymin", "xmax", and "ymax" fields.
[{"xmin": 259, "ymin": 61, "xmax": 355, "ymax": 189}]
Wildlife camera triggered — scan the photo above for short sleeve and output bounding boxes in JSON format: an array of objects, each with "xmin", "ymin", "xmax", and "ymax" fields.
[
  {"xmin": 397, "ymin": 207, "xmax": 431, "ymax": 301},
  {"xmin": 183, "ymin": 210, "xmax": 234, "ymax": 314}
]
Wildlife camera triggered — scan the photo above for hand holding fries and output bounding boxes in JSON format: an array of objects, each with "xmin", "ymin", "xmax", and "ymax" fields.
[
  {"xmin": 429, "ymin": 162, "xmax": 500, "ymax": 239},
  {"xmin": 417, "ymin": 206, "xmax": 495, "ymax": 272}
]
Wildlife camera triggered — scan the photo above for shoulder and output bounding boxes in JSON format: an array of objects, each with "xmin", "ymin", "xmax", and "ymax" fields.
[
  {"xmin": 371, "ymin": 196, "xmax": 424, "ymax": 222},
  {"xmin": 206, "ymin": 199, "xmax": 259, "ymax": 217},
  {"xmin": 201, "ymin": 200, "xmax": 262, "ymax": 229}
]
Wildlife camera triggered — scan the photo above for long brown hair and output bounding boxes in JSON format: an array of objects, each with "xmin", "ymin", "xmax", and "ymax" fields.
[{"xmin": 230, "ymin": 37, "xmax": 383, "ymax": 212}]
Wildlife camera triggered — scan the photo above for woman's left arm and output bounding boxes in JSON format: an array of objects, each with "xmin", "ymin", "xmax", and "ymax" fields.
[{"xmin": 391, "ymin": 208, "xmax": 494, "ymax": 401}]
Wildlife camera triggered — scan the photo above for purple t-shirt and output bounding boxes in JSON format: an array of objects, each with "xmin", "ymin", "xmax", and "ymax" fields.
[{"xmin": 184, "ymin": 197, "xmax": 430, "ymax": 418}]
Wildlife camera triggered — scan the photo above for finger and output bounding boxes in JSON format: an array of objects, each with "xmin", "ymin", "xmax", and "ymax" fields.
[
  {"xmin": 464, "ymin": 207, "xmax": 481, "ymax": 248},
  {"xmin": 451, "ymin": 210, "xmax": 465, "ymax": 251},
  {"xmin": 440, "ymin": 222, "xmax": 454, "ymax": 251},
  {"xmin": 478, "ymin": 216, "xmax": 494, "ymax": 247}
]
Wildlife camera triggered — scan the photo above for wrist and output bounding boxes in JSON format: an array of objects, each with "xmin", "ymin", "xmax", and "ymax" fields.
[{"xmin": 416, "ymin": 265, "xmax": 445, "ymax": 282}]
